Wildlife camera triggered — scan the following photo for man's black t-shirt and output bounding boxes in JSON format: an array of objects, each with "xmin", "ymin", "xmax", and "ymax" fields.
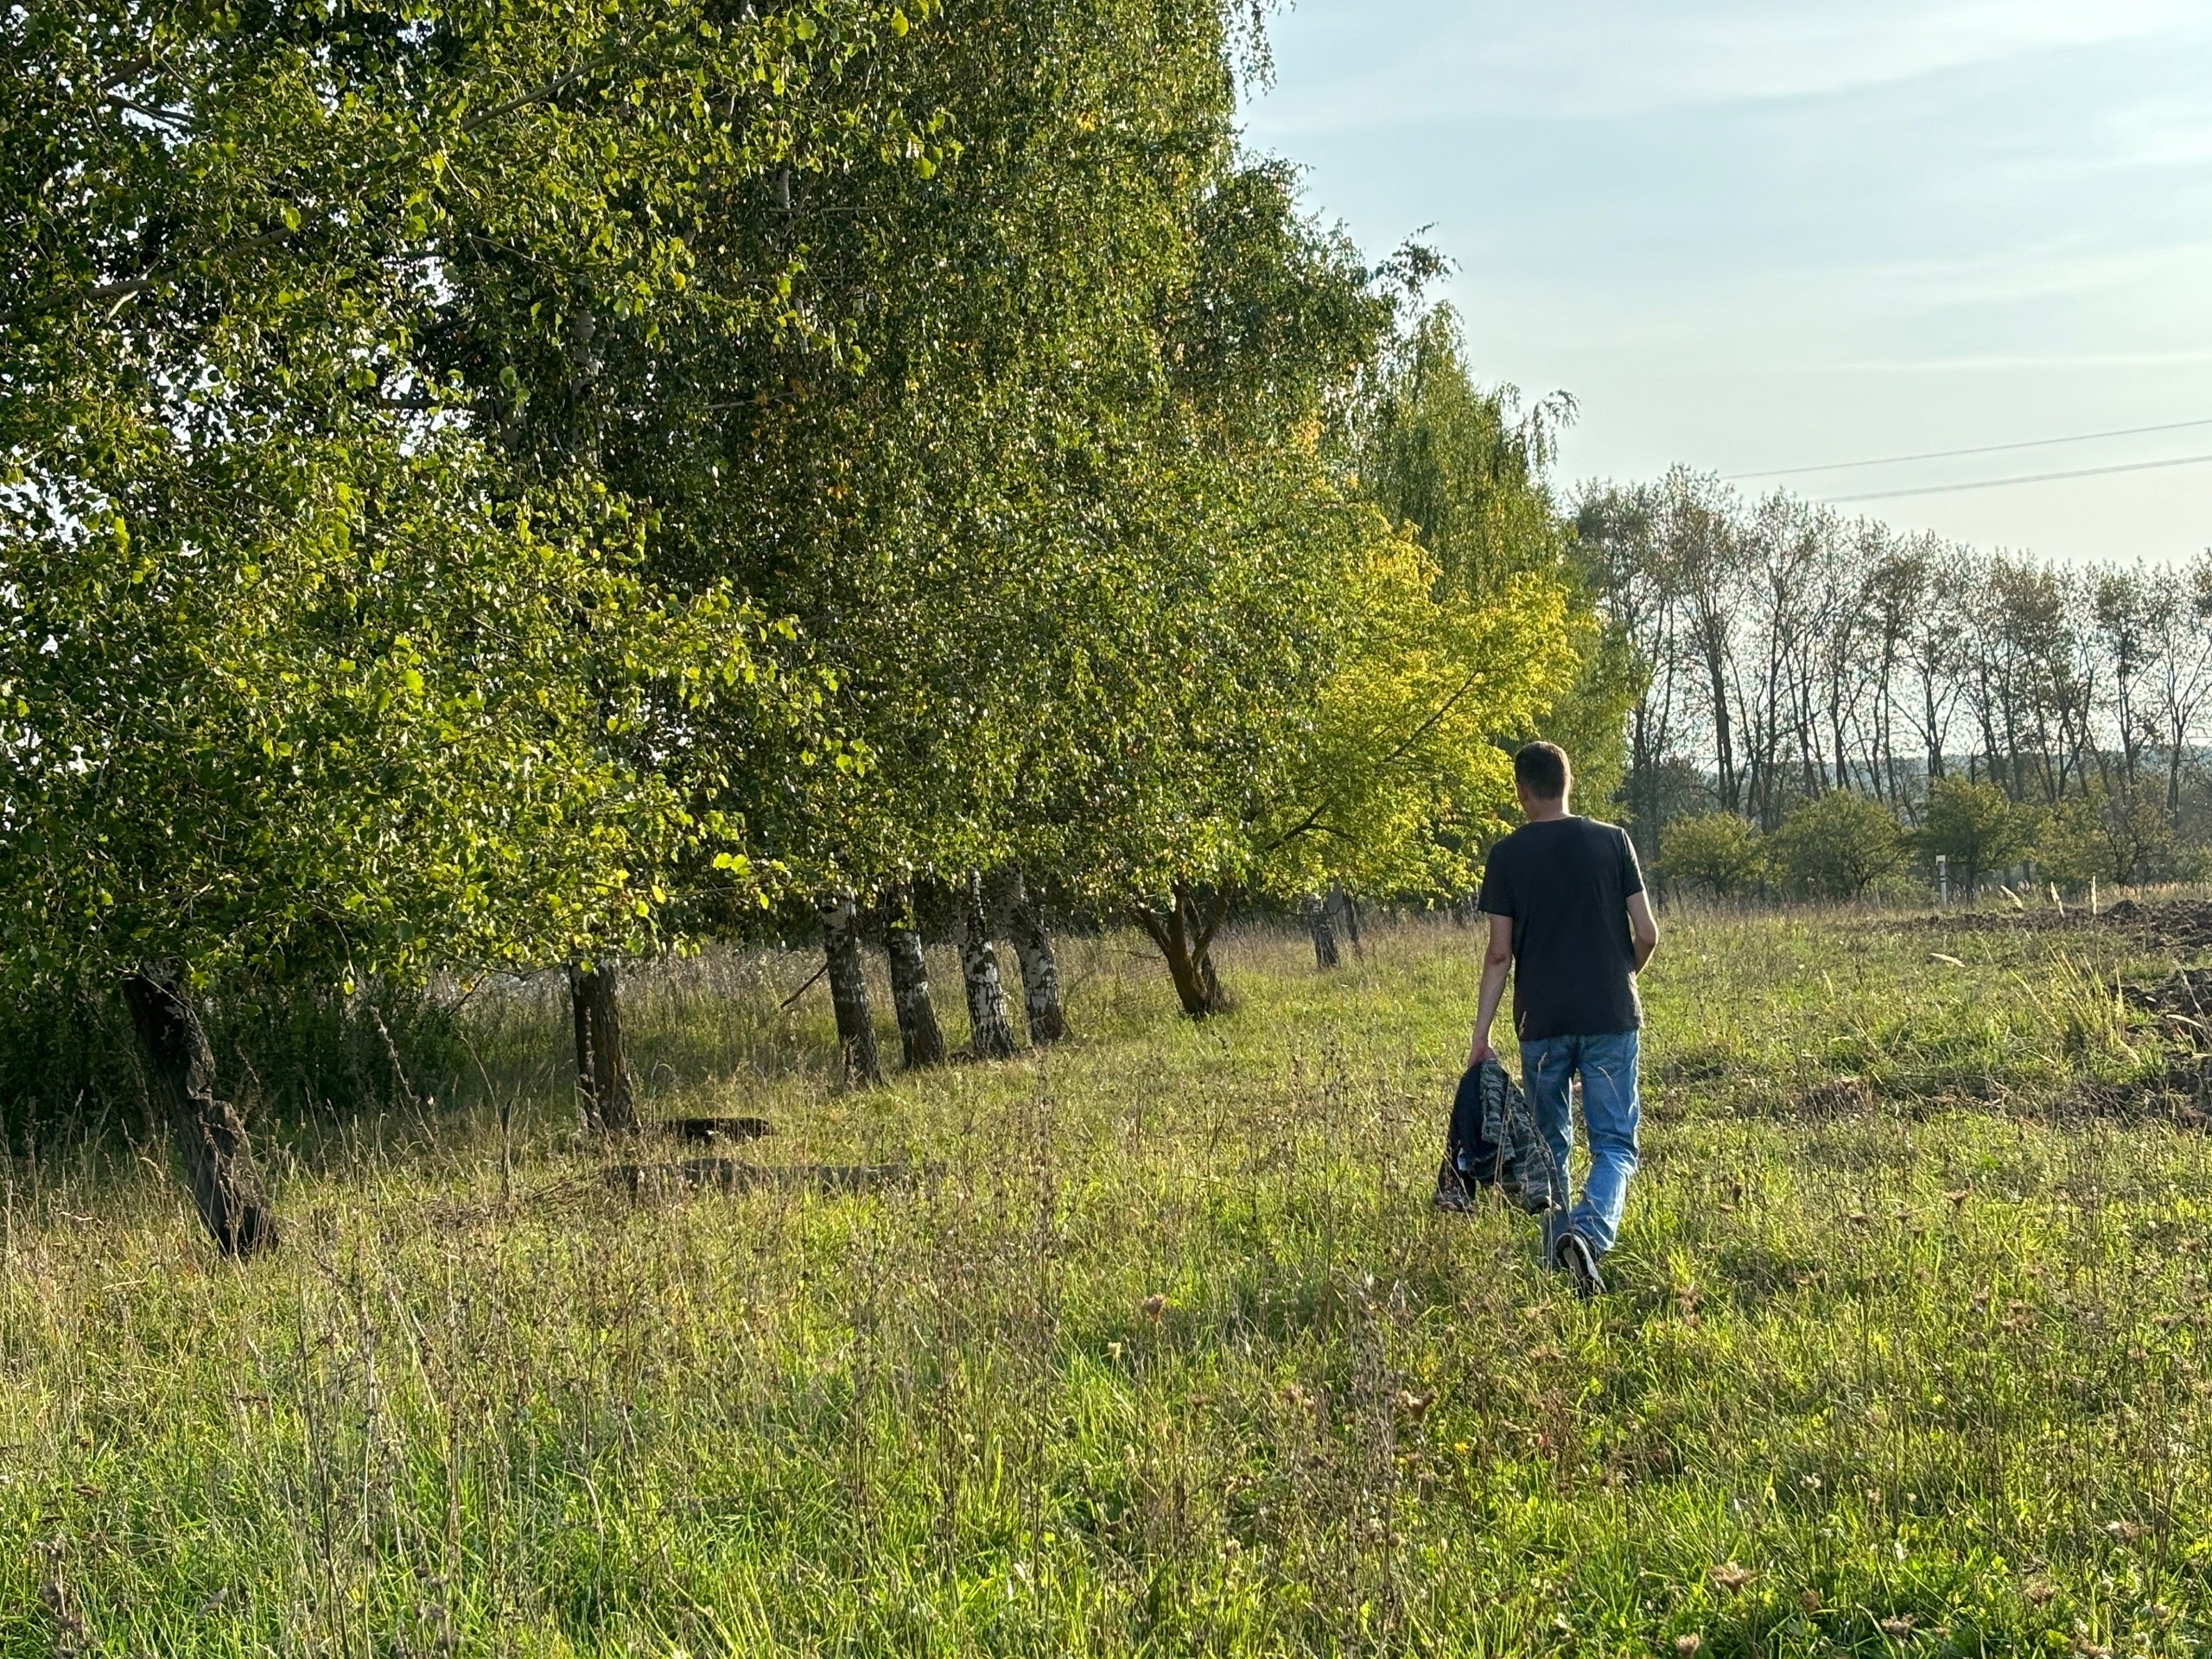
[{"xmin": 1476, "ymin": 816, "xmax": 1645, "ymax": 1042}]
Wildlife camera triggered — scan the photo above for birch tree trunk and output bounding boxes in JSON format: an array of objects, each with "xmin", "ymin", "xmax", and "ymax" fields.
[
  {"xmin": 996, "ymin": 869, "xmax": 1068, "ymax": 1044},
  {"xmin": 568, "ymin": 960, "xmax": 639, "ymax": 1132},
  {"xmin": 958, "ymin": 872, "xmax": 1018, "ymax": 1059},
  {"xmin": 817, "ymin": 889, "xmax": 885, "ymax": 1087},
  {"xmin": 1306, "ymin": 893, "xmax": 1340, "ymax": 969},
  {"xmin": 122, "ymin": 967, "xmax": 278, "ymax": 1256},
  {"xmin": 880, "ymin": 880, "xmax": 947, "ymax": 1069}
]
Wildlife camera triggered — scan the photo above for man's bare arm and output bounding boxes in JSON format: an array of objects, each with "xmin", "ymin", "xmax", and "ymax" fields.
[
  {"xmin": 1470, "ymin": 912, "xmax": 1512, "ymax": 1064},
  {"xmin": 1627, "ymin": 890, "xmax": 1659, "ymax": 971}
]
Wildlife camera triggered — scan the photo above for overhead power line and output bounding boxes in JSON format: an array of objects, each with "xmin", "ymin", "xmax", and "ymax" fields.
[
  {"xmin": 1726, "ymin": 416, "xmax": 2212, "ymax": 480},
  {"xmin": 1820, "ymin": 450, "xmax": 2212, "ymax": 504}
]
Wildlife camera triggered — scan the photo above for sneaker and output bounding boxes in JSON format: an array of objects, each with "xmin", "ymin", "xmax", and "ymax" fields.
[{"xmin": 1553, "ymin": 1230, "xmax": 1605, "ymax": 1298}]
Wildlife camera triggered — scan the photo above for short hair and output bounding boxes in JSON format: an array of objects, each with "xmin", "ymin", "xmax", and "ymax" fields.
[{"xmin": 1514, "ymin": 741, "xmax": 1571, "ymax": 800}]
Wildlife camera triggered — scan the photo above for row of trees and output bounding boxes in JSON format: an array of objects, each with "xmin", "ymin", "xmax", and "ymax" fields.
[
  {"xmin": 2, "ymin": 2, "xmax": 1605, "ymax": 1249},
  {"xmin": 1661, "ymin": 776, "xmax": 2098, "ymax": 902},
  {"xmin": 1579, "ymin": 467, "xmax": 2212, "ymax": 883}
]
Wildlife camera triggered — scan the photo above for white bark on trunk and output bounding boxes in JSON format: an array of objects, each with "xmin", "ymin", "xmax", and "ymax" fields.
[
  {"xmin": 959, "ymin": 871, "xmax": 1018, "ymax": 1060},
  {"xmin": 997, "ymin": 869, "xmax": 1067, "ymax": 1044}
]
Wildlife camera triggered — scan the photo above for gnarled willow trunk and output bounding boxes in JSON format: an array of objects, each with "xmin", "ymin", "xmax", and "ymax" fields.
[
  {"xmin": 959, "ymin": 871, "xmax": 1018, "ymax": 1060},
  {"xmin": 880, "ymin": 880, "xmax": 947, "ymax": 1070},
  {"xmin": 996, "ymin": 868, "xmax": 1067, "ymax": 1045},
  {"xmin": 1133, "ymin": 881, "xmax": 1230, "ymax": 1019},
  {"xmin": 122, "ymin": 968, "xmax": 277, "ymax": 1256},
  {"xmin": 568, "ymin": 961, "xmax": 638, "ymax": 1132},
  {"xmin": 818, "ymin": 889, "xmax": 885, "ymax": 1087},
  {"xmin": 1305, "ymin": 893, "xmax": 1341, "ymax": 969}
]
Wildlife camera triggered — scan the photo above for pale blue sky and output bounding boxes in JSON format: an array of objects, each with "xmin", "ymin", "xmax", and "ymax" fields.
[{"xmin": 1243, "ymin": 0, "xmax": 2212, "ymax": 562}]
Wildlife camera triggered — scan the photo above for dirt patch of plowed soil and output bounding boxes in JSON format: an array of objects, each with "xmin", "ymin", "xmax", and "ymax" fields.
[
  {"xmin": 1917, "ymin": 898, "xmax": 2212, "ymax": 953},
  {"xmin": 2127, "ymin": 966, "xmax": 2212, "ymax": 1020}
]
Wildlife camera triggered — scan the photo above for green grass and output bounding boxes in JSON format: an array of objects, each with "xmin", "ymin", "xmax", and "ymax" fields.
[{"xmin": 8, "ymin": 906, "xmax": 2212, "ymax": 1656}]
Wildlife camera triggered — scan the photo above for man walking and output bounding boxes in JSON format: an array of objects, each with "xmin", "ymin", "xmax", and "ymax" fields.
[{"xmin": 1470, "ymin": 741, "xmax": 1658, "ymax": 1296}]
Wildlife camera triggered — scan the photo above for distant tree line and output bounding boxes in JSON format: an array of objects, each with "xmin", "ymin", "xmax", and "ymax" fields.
[{"xmin": 1579, "ymin": 467, "xmax": 2212, "ymax": 899}]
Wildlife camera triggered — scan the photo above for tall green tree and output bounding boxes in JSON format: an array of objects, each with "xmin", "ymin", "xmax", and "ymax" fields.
[
  {"xmin": 1768, "ymin": 791, "xmax": 1904, "ymax": 899},
  {"xmin": 1352, "ymin": 307, "xmax": 1632, "ymax": 804},
  {"xmin": 1919, "ymin": 777, "xmax": 2037, "ymax": 894},
  {"xmin": 1659, "ymin": 811, "xmax": 1764, "ymax": 899},
  {"xmin": 514, "ymin": 0, "xmax": 1537, "ymax": 1020},
  {"xmin": 1, "ymin": 0, "xmax": 906, "ymax": 1243}
]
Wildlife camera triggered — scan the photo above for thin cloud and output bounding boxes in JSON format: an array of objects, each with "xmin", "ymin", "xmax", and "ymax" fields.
[
  {"xmin": 2088, "ymin": 100, "xmax": 2212, "ymax": 171},
  {"xmin": 1255, "ymin": 0, "xmax": 2198, "ymax": 130},
  {"xmin": 1249, "ymin": 0, "xmax": 2212, "ymax": 560},
  {"xmin": 1809, "ymin": 350, "xmax": 2212, "ymax": 373},
  {"xmin": 1450, "ymin": 234, "xmax": 2212, "ymax": 353}
]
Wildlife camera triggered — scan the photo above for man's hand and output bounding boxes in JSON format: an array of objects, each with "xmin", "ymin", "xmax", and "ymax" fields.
[
  {"xmin": 1627, "ymin": 891, "xmax": 1659, "ymax": 972},
  {"xmin": 1470, "ymin": 912, "xmax": 1512, "ymax": 1071}
]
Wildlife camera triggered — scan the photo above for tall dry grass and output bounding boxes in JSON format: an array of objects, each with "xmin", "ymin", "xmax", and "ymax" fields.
[{"xmin": 4, "ymin": 908, "xmax": 2209, "ymax": 1654}]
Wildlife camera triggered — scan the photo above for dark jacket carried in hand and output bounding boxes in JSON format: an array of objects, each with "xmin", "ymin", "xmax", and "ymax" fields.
[{"xmin": 1437, "ymin": 1056, "xmax": 1552, "ymax": 1213}]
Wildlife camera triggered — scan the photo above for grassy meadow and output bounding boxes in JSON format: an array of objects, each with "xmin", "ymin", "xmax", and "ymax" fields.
[{"xmin": 9, "ymin": 902, "xmax": 2212, "ymax": 1656}]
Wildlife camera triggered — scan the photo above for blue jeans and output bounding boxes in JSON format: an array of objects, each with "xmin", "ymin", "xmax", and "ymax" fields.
[{"xmin": 1519, "ymin": 1030, "xmax": 1640, "ymax": 1258}]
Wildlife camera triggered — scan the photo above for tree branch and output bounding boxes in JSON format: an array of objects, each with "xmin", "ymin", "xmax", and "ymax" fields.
[
  {"xmin": 105, "ymin": 91, "xmax": 192, "ymax": 130},
  {"xmin": 2, "ymin": 228, "xmax": 293, "ymax": 327},
  {"xmin": 1259, "ymin": 664, "xmax": 1492, "ymax": 857},
  {"xmin": 1188, "ymin": 887, "xmax": 1230, "ymax": 959},
  {"xmin": 1128, "ymin": 902, "xmax": 1173, "ymax": 955},
  {"xmin": 455, "ymin": 57, "xmax": 611, "ymax": 137}
]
